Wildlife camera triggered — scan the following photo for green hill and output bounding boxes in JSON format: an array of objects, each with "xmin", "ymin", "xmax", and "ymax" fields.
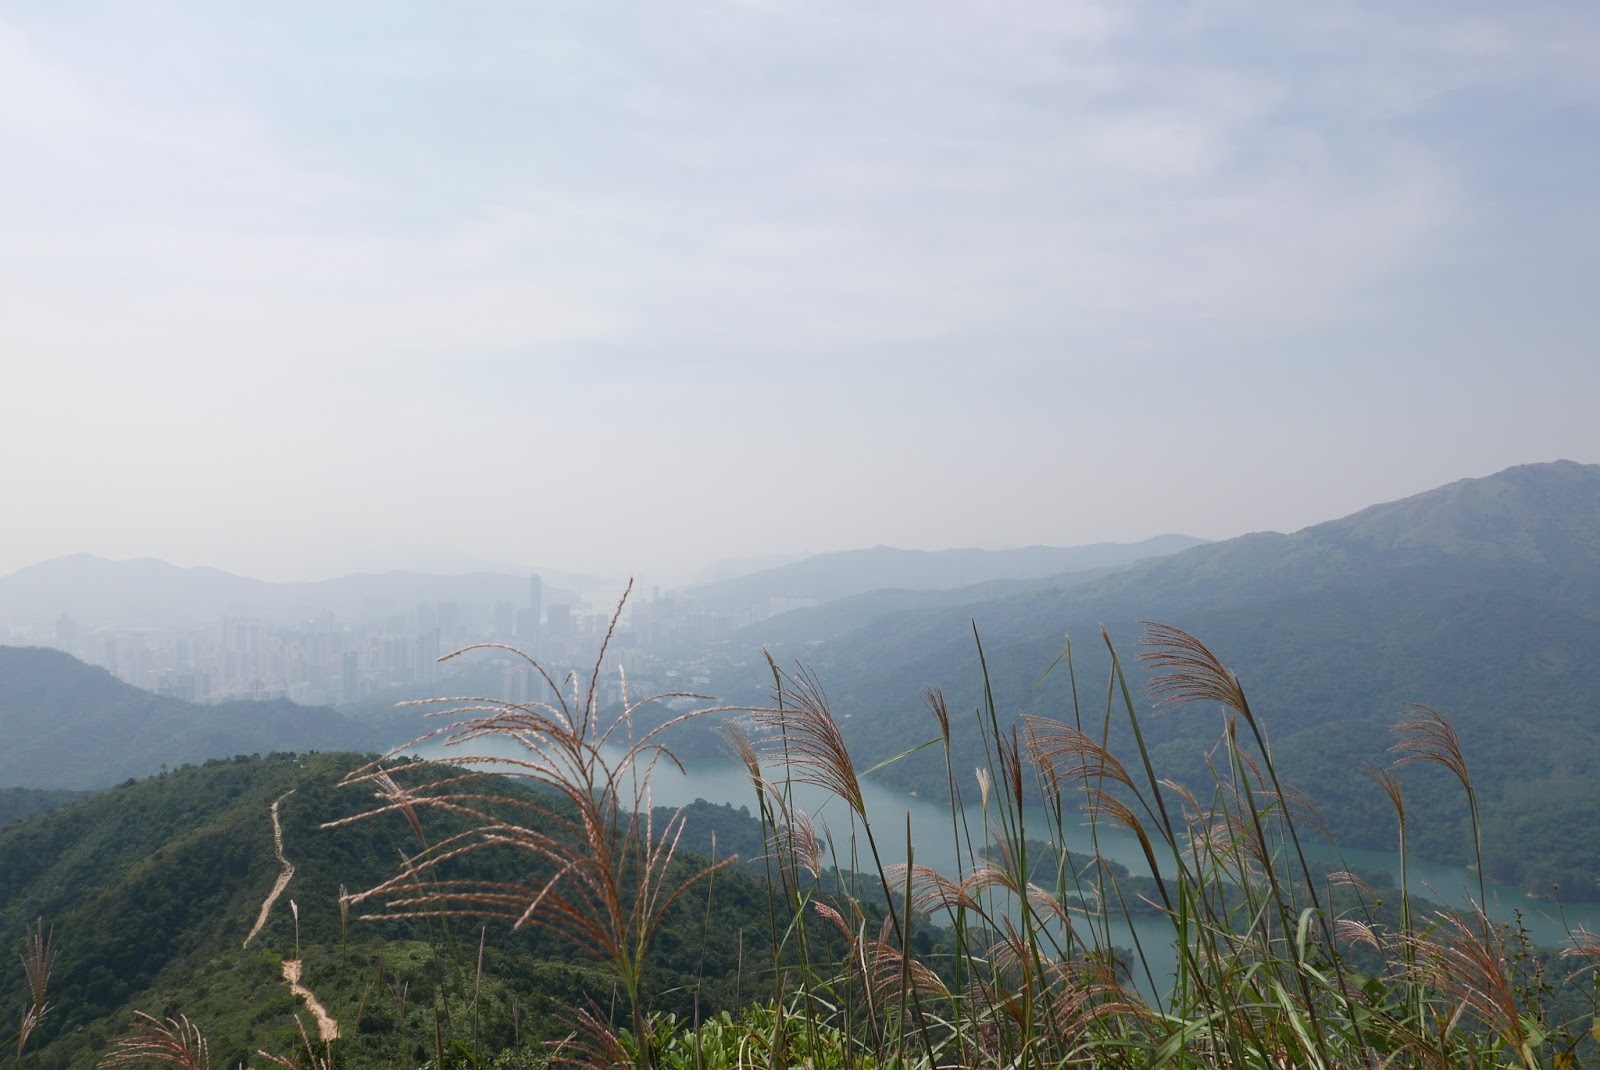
[
  {"xmin": 0, "ymin": 752, "xmax": 776, "ymax": 1069},
  {"xmin": 711, "ymin": 461, "xmax": 1600, "ymax": 897}
]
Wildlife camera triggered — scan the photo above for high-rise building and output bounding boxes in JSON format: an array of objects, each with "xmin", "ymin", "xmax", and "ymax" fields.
[
  {"xmin": 415, "ymin": 629, "xmax": 441, "ymax": 685},
  {"xmin": 341, "ymin": 650, "xmax": 360, "ymax": 704},
  {"xmin": 54, "ymin": 614, "xmax": 78, "ymax": 655},
  {"xmin": 515, "ymin": 606, "xmax": 539, "ymax": 640},
  {"xmin": 528, "ymin": 574, "xmax": 543, "ymax": 626},
  {"xmin": 493, "ymin": 600, "xmax": 516, "ymax": 638}
]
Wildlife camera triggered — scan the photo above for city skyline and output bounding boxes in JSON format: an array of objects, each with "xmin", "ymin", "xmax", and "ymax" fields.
[{"xmin": 22, "ymin": 565, "xmax": 751, "ymax": 710}]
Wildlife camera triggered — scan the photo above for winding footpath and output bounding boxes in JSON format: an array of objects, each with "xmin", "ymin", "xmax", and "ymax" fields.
[
  {"xmin": 281, "ymin": 959, "xmax": 341, "ymax": 1042},
  {"xmin": 242, "ymin": 790, "xmax": 296, "ymax": 949},
  {"xmin": 241, "ymin": 789, "xmax": 342, "ymax": 1042}
]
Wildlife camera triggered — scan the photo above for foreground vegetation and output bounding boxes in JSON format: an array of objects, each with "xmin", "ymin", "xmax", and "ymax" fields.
[{"xmin": 11, "ymin": 597, "xmax": 1600, "ymax": 1068}]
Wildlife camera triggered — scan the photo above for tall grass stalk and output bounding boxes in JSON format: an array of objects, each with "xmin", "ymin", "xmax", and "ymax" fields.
[{"xmin": 14, "ymin": 919, "xmax": 55, "ymax": 1066}]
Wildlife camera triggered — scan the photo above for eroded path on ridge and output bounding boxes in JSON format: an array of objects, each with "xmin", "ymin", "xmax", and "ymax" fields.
[
  {"xmin": 281, "ymin": 958, "xmax": 340, "ymax": 1041},
  {"xmin": 236, "ymin": 790, "xmax": 342, "ymax": 1039},
  {"xmin": 243, "ymin": 790, "xmax": 296, "ymax": 949}
]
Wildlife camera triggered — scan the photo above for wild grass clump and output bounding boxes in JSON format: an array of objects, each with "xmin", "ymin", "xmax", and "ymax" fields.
[
  {"xmin": 13, "ymin": 918, "xmax": 54, "ymax": 1063},
  {"xmin": 698, "ymin": 621, "xmax": 1600, "ymax": 1070},
  {"xmin": 323, "ymin": 581, "xmax": 739, "ymax": 1068}
]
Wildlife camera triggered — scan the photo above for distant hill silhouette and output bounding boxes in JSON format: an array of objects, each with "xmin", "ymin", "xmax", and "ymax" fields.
[
  {"xmin": 678, "ymin": 535, "xmax": 1209, "ymax": 614},
  {"xmin": 0, "ymin": 646, "xmax": 386, "ymax": 788}
]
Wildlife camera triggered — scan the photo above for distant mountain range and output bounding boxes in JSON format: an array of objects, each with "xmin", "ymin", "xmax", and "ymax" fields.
[
  {"xmin": 0, "ymin": 646, "xmax": 390, "ymax": 788},
  {"xmin": 708, "ymin": 460, "xmax": 1600, "ymax": 897},
  {"xmin": 0, "ymin": 537, "xmax": 1213, "ymax": 634},
  {"xmin": 0, "ymin": 555, "xmax": 592, "ymax": 630},
  {"xmin": 676, "ymin": 535, "xmax": 1211, "ymax": 613}
]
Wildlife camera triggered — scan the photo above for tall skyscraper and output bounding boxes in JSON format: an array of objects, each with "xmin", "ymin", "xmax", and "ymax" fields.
[{"xmin": 529, "ymin": 574, "xmax": 543, "ymax": 627}]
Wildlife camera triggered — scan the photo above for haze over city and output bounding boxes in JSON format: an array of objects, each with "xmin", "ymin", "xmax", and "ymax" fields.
[{"xmin": 3, "ymin": 3, "xmax": 1596, "ymax": 585}]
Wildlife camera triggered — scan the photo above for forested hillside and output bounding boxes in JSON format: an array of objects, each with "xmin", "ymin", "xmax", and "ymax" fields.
[
  {"xmin": 709, "ymin": 461, "xmax": 1600, "ymax": 896},
  {"xmin": 0, "ymin": 753, "xmax": 776, "ymax": 1069},
  {"xmin": 0, "ymin": 786, "xmax": 92, "ymax": 826}
]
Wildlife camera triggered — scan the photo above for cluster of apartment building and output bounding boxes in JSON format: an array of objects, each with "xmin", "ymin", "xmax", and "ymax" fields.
[{"xmin": 18, "ymin": 575, "xmax": 767, "ymax": 710}]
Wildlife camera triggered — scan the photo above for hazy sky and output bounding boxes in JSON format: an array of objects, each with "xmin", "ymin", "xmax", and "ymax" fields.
[{"xmin": 3, "ymin": 2, "xmax": 1597, "ymax": 585}]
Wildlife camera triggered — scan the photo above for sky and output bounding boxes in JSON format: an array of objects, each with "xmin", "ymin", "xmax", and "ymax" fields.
[{"xmin": 2, "ymin": 2, "xmax": 1597, "ymax": 586}]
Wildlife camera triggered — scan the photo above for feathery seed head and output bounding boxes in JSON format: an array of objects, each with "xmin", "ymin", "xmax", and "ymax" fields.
[
  {"xmin": 1363, "ymin": 762, "xmax": 1407, "ymax": 826},
  {"xmin": 100, "ymin": 1012, "xmax": 212, "ymax": 1070},
  {"xmin": 1561, "ymin": 928, "xmax": 1600, "ymax": 974},
  {"xmin": 1139, "ymin": 621, "xmax": 1251, "ymax": 719},
  {"xmin": 1023, "ymin": 714, "xmax": 1134, "ymax": 798},
  {"xmin": 1335, "ymin": 917, "xmax": 1382, "ymax": 951},
  {"xmin": 1404, "ymin": 906, "xmax": 1524, "ymax": 1050},
  {"xmin": 21, "ymin": 918, "xmax": 55, "ymax": 1012},
  {"xmin": 1390, "ymin": 704, "xmax": 1471, "ymax": 794},
  {"xmin": 923, "ymin": 686, "xmax": 951, "ymax": 747},
  {"xmin": 751, "ymin": 663, "xmax": 865, "ymax": 817}
]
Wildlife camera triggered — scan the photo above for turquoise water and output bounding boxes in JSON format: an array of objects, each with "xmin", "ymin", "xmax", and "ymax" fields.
[{"xmin": 407, "ymin": 734, "xmax": 1600, "ymax": 996}]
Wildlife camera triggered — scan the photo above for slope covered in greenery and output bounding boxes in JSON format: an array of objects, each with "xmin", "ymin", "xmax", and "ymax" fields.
[
  {"xmin": 719, "ymin": 461, "xmax": 1600, "ymax": 896},
  {"xmin": 0, "ymin": 752, "xmax": 776, "ymax": 1069},
  {"xmin": 0, "ymin": 786, "xmax": 92, "ymax": 826}
]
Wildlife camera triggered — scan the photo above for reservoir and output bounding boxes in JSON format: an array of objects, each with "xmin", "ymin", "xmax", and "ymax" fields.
[{"xmin": 409, "ymin": 733, "xmax": 1600, "ymax": 995}]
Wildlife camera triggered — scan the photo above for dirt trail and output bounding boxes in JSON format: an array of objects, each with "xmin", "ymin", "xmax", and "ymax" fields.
[
  {"xmin": 242, "ymin": 790, "xmax": 296, "ymax": 949},
  {"xmin": 239, "ymin": 791, "xmax": 341, "ymax": 1040},
  {"xmin": 281, "ymin": 959, "xmax": 340, "ymax": 1041}
]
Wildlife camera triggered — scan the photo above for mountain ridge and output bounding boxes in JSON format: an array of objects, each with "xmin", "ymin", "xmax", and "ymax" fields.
[
  {"xmin": 714, "ymin": 460, "xmax": 1600, "ymax": 897},
  {"xmin": 677, "ymin": 533, "xmax": 1211, "ymax": 614}
]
